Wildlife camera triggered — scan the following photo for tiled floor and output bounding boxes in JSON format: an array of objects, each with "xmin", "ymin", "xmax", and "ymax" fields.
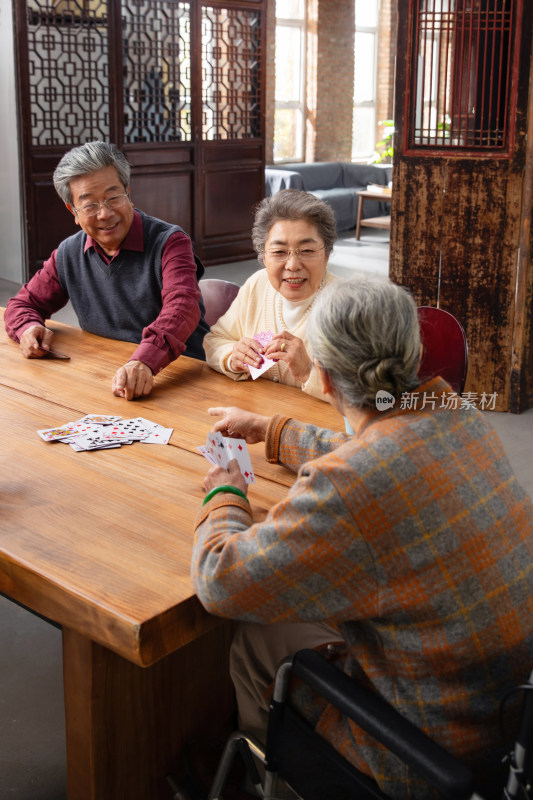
[{"xmin": 1, "ymin": 228, "xmax": 532, "ymax": 798}]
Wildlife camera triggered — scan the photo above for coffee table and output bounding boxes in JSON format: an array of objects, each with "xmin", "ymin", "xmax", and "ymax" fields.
[{"xmin": 355, "ymin": 189, "xmax": 392, "ymax": 240}]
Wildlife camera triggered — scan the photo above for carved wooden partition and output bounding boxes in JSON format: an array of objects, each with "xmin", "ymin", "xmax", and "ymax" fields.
[
  {"xmin": 390, "ymin": 0, "xmax": 533, "ymax": 412},
  {"xmin": 15, "ymin": 0, "xmax": 266, "ymax": 275}
]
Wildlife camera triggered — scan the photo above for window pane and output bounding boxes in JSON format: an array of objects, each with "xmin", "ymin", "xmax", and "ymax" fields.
[
  {"xmin": 354, "ymin": 32, "xmax": 375, "ymax": 103},
  {"xmin": 275, "ymin": 26, "xmax": 302, "ymax": 101},
  {"xmin": 274, "ymin": 108, "xmax": 303, "ymax": 161},
  {"xmin": 355, "ymin": 0, "xmax": 377, "ymax": 28},
  {"xmin": 410, "ymin": 0, "xmax": 514, "ymax": 150},
  {"xmin": 352, "ymin": 106, "xmax": 375, "ymax": 159},
  {"xmin": 276, "ymin": 0, "xmax": 304, "ymax": 19}
]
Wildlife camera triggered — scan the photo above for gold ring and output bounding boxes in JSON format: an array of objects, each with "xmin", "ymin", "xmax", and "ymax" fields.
[{"xmin": 280, "ymin": 342, "xmax": 286, "ymax": 352}]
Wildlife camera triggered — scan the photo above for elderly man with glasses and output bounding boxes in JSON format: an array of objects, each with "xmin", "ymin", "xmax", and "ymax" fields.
[{"xmin": 5, "ymin": 141, "xmax": 208, "ymax": 400}]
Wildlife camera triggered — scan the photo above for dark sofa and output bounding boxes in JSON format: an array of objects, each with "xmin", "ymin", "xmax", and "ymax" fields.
[{"xmin": 265, "ymin": 161, "xmax": 392, "ymax": 232}]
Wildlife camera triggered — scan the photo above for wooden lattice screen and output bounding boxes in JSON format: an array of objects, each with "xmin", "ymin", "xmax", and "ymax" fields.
[
  {"xmin": 406, "ymin": 0, "xmax": 521, "ymax": 154},
  {"xmin": 16, "ymin": 0, "xmax": 266, "ymax": 271}
]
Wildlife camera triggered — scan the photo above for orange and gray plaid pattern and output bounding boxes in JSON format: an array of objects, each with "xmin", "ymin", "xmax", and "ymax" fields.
[{"xmin": 193, "ymin": 377, "xmax": 533, "ymax": 798}]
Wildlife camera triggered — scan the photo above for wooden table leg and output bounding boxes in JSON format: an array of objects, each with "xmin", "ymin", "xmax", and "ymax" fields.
[
  {"xmin": 355, "ymin": 194, "xmax": 365, "ymax": 240},
  {"xmin": 62, "ymin": 624, "xmax": 234, "ymax": 799}
]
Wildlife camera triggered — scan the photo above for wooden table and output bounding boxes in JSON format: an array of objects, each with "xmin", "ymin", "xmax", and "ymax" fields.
[
  {"xmin": 355, "ymin": 189, "xmax": 392, "ymax": 240},
  {"xmin": 0, "ymin": 310, "xmax": 343, "ymax": 799}
]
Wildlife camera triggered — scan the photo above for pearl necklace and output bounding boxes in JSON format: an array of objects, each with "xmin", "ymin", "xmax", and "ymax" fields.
[{"xmin": 276, "ymin": 278, "xmax": 325, "ymax": 333}]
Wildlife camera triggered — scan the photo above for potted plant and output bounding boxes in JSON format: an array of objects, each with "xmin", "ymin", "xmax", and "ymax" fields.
[{"xmin": 371, "ymin": 119, "xmax": 395, "ymax": 164}]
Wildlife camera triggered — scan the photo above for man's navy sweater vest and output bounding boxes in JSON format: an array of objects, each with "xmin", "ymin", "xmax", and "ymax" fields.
[{"xmin": 56, "ymin": 210, "xmax": 208, "ymax": 360}]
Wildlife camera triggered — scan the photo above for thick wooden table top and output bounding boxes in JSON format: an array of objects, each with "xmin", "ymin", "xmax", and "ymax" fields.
[{"xmin": 0, "ymin": 310, "xmax": 343, "ymax": 667}]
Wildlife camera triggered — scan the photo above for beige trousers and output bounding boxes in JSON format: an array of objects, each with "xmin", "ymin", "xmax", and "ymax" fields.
[{"xmin": 229, "ymin": 621, "xmax": 343, "ymax": 743}]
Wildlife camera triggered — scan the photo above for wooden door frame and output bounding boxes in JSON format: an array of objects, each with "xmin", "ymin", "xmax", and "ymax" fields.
[{"xmin": 390, "ymin": 0, "xmax": 533, "ymax": 412}]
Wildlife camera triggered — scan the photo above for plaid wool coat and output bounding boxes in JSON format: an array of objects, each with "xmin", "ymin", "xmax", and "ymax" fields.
[{"xmin": 193, "ymin": 377, "xmax": 533, "ymax": 798}]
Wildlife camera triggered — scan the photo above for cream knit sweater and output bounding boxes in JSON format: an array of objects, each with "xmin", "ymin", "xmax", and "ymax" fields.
[{"xmin": 203, "ymin": 268, "xmax": 337, "ymax": 400}]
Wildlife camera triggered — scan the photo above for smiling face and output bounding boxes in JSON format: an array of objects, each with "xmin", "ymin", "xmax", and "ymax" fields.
[
  {"xmin": 263, "ymin": 219, "xmax": 329, "ymax": 301},
  {"xmin": 67, "ymin": 165, "xmax": 134, "ymax": 256}
]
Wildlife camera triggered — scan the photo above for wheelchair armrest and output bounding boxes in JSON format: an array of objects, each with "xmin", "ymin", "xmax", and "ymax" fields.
[{"xmin": 291, "ymin": 649, "xmax": 476, "ymax": 800}]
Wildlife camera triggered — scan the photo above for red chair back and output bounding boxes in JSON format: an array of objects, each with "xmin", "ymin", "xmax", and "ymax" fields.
[
  {"xmin": 417, "ymin": 306, "xmax": 468, "ymax": 394},
  {"xmin": 200, "ymin": 278, "xmax": 240, "ymax": 327}
]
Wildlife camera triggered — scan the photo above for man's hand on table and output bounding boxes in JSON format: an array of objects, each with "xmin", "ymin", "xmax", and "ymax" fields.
[
  {"xmin": 112, "ymin": 360, "xmax": 153, "ymax": 400},
  {"xmin": 19, "ymin": 324, "xmax": 55, "ymax": 358},
  {"xmin": 208, "ymin": 406, "xmax": 269, "ymax": 444}
]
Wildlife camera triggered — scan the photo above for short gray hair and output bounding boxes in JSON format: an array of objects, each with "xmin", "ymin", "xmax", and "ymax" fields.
[
  {"xmin": 53, "ymin": 141, "xmax": 131, "ymax": 204},
  {"xmin": 252, "ymin": 189, "xmax": 337, "ymax": 265},
  {"xmin": 307, "ymin": 276, "xmax": 421, "ymax": 408}
]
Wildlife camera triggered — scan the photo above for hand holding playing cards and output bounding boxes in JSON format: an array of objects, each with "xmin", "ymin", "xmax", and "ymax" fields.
[
  {"xmin": 19, "ymin": 324, "xmax": 55, "ymax": 358},
  {"xmin": 204, "ymin": 458, "xmax": 248, "ymax": 496},
  {"xmin": 264, "ymin": 332, "xmax": 312, "ymax": 384},
  {"xmin": 229, "ymin": 336, "xmax": 265, "ymax": 373},
  {"xmin": 208, "ymin": 406, "xmax": 269, "ymax": 444},
  {"xmin": 112, "ymin": 360, "xmax": 153, "ymax": 400}
]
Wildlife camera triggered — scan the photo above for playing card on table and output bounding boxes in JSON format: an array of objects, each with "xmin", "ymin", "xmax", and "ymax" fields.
[
  {"xmin": 37, "ymin": 414, "xmax": 173, "ymax": 451},
  {"xmin": 68, "ymin": 435, "xmax": 122, "ymax": 452},
  {"xmin": 129, "ymin": 417, "xmax": 173, "ymax": 445},
  {"xmin": 140, "ymin": 426, "xmax": 173, "ymax": 445},
  {"xmin": 101, "ymin": 419, "xmax": 149, "ymax": 441},
  {"xmin": 198, "ymin": 431, "xmax": 255, "ymax": 483},
  {"xmin": 37, "ymin": 424, "xmax": 82, "ymax": 442},
  {"xmin": 78, "ymin": 414, "xmax": 122, "ymax": 425},
  {"xmin": 41, "ymin": 349, "xmax": 70, "ymax": 360},
  {"xmin": 65, "ymin": 419, "xmax": 110, "ymax": 437},
  {"xmin": 246, "ymin": 330, "xmax": 276, "ymax": 380}
]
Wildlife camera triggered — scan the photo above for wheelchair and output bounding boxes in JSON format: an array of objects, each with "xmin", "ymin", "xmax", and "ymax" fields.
[{"xmin": 170, "ymin": 648, "xmax": 533, "ymax": 800}]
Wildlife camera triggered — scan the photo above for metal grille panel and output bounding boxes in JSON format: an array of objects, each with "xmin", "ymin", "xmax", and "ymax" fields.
[
  {"xmin": 201, "ymin": 6, "xmax": 262, "ymax": 140},
  {"xmin": 122, "ymin": 0, "xmax": 191, "ymax": 143},
  {"xmin": 27, "ymin": 0, "xmax": 110, "ymax": 146},
  {"xmin": 410, "ymin": 0, "xmax": 516, "ymax": 151}
]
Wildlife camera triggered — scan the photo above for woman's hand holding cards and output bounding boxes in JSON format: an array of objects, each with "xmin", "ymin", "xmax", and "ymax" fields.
[
  {"xmin": 265, "ymin": 332, "xmax": 312, "ymax": 383},
  {"xmin": 229, "ymin": 336, "xmax": 264, "ymax": 373},
  {"xmin": 203, "ymin": 457, "xmax": 248, "ymax": 495},
  {"xmin": 208, "ymin": 406, "xmax": 269, "ymax": 444}
]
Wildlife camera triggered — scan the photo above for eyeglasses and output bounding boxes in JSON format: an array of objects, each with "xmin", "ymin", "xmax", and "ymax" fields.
[
  {"xmin": 263, "ymin": 246, "xmax": 326, "ymax": 263},
  {"xmin": 72, "ymin": 193, "xmax": 130, "ymax": 218}
]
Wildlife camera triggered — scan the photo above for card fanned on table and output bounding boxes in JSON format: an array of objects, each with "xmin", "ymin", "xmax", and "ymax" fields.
[
  {"xmin": 246, "ymin": 330, "xmax": 277, "ymax": 380},
  {"xmin": 198, "ymin": 431, "xmax": 255, "ymax": 483},
  {"xmin": 37, "ymin": 414, "xmax": 173, "ymax": 451}
]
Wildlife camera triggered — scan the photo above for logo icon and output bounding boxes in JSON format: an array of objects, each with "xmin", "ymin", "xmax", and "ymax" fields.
[{"xmin": 375, "ymin": 390, "xmax": 396, "ymax": 411}]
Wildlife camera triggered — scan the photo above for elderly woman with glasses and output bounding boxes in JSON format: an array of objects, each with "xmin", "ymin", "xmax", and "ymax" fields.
[
  {"xmin": 193, "ymin": 276, "xmax": 533, "ymax": 799},
  {"xmin": 203, "ymin": 189, "xmax": 338, "ymax": 399}
]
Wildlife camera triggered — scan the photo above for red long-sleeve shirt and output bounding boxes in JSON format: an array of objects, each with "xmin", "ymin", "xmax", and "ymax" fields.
[{"xmin": 5, "ymin": 211, "xmax": 202, "ymax": 374}]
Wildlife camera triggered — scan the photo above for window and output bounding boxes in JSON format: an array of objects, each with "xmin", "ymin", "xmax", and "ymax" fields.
[
  {"xmin": 352, "ymin": 0, "xmax": 379, "ymax": 160},
  {"xmin": 408, "ymin": 0, "xmax": 520, "ymax": 153},
  {"xmin": 274, "ymin": 0, "xmax": 305, "ymax": 162}
]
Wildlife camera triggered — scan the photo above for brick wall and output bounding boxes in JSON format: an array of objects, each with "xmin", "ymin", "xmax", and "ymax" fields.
[
  {"xmin": 314, "ymin": 0, "xmax": 355, "ymax": 161},
  {"xmin": 264, "ymin": 0, "xmax": 276, "ymax": 165},
  {"xmin": 375, "ymin": 0, "xmax": 396, "ymax": 148},
  {"xmin": 265, "ymin": 0, "xmax": 396, "ymax": 164}
]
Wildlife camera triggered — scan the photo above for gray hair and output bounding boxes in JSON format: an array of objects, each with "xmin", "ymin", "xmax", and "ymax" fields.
[
  {"xmin": 252, "ymin": 189, "xmax": 337, "ymax": 265},
  {"xmin": 307, "ymin": 276, "xmax": 421, "ymax": 408},
  {"xmin": 53, "ymin": 141, "xmax": 131, "ymax": 204}
]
